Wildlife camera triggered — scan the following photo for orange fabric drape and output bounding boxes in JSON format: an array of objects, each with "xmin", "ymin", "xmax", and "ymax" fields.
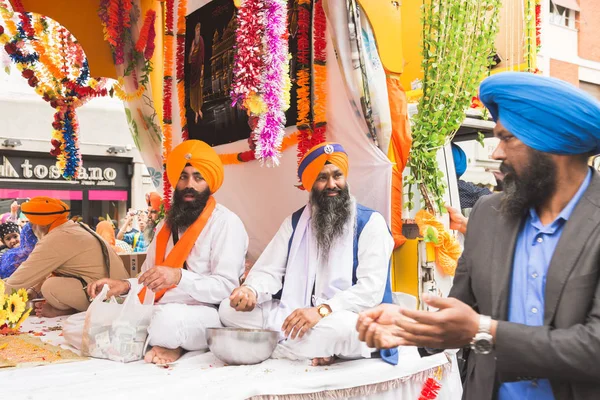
[
  {"xmin": 386, "ymin": 73, "xmax": 412, "ymax": 248},
  {"xmin": 138, "ymin": 196, "xmax": 216, "ymax": 303}
]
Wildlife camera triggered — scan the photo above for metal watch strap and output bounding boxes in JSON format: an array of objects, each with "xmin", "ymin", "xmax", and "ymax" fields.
[{"xmin": 479, "ymin": 315, "xmax": 492, "ymax": 334}]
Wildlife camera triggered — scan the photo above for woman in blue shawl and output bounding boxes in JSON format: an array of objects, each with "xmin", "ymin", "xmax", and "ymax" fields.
[{"xmin": 0, "ymin": 223, "xmax": 37, "ymax": 279}]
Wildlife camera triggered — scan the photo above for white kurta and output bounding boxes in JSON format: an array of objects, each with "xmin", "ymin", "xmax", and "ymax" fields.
[
  {"xmin": 131, "ymin": 204, "xmax": 249, "ymax": 351},
  {"xmin": 221, "ymin": 204, "xmax": 394, "ymax": 360}
]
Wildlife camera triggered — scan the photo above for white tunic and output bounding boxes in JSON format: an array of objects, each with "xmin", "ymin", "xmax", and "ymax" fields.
[
  {"xmin": 244, "ymin": 207, "xmax": 394, "ymax": 314},
  {"xmin": 137, "ymin": 203, "xmax": 249, "ymax": 306}
]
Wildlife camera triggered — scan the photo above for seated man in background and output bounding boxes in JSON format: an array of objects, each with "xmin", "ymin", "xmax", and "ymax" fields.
[
  {"xmin": 89, "ymin": 140, "xmax": 248, "ymax": 365},
  {"xmin": 3, "ymin": 197, "xmax": 129, "ymax": 317},
  {"xmin": 0, "ymin": 223, "xmax": 37, "ymax": 279},
  {"xmin": 220, "ymin": 142, "xmax": 396, "ymax": 366},
  {"xmin": 0, "ymin": 221, "xmax": 20, "ymax": 255},
  {"xmin": 452, "ymin": 143, "xmax": 492, "ymax": 211}
]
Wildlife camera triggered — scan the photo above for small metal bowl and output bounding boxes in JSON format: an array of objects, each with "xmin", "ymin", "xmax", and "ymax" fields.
[{"xmin": 207, "ymin": 327, "xmax": 279, "ymax": 365}]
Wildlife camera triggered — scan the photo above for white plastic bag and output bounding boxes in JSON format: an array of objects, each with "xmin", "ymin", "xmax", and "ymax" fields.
[
  {"xmin": 81, "ymin": 283, "xmax": 154, "ymax": 362},
  {"xmin": 63, "ymin": 312, "xmax": 86, "ymax": 350}
]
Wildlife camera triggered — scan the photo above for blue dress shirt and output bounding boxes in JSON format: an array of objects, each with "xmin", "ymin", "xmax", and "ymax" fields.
[{"xmin": 498, "ymin": 168, "xmax": 592, "ymax": 400}]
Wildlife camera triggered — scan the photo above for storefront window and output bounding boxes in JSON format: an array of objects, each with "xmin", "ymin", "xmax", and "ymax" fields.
[{"xmin": 0, "ymin": 152, "xmax": 132, "ymax": 229}]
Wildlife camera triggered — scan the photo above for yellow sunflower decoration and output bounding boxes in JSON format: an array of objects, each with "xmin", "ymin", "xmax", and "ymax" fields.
[
  {"xmin": 6, "ymin": 293, "xmax": 26, "ymax": 324},
  {"xmin": 17, "ymin": 288, "xmax": 28, "ymax": 303},
  {"xmin": 0, "ymin": 308, "xmax": 7, "ymax": 323}
]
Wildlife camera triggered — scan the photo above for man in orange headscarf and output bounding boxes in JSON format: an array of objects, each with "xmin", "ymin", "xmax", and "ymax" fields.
[
  {"xmin": 89, "ymin": 140, "xmax": 248, "ymax": 365},
  {"xmin": 3, "ymin": 197, "xmax": 129, "ymax": 317},
  {"xmin": 220, "ymin": 142, "xmax": 396, "ymax": 366}
]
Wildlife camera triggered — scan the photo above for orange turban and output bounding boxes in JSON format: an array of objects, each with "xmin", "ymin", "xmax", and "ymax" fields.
[
  {"xmin": 298, "ymin": 142, "xmax": 349, "ymax": 190},
  {"xmin": 146, "ymin": 192, "xmax": 162, "ymax": 211},
  {"xmin": 21, "ymin": 197, "xmax": 70, "ymax": 232},
  {"xmin": 166, "ymin": 140, "xmax": 224, "ymax": 193}
]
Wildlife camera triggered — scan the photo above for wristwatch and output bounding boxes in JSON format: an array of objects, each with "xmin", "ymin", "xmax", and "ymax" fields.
[
  {"xmin": 470, "ymin": 315, "xmax": 494, "ymax": 354},
  {"xmin": 317, "ymin": 304, "xmax": 331, "ymax": 318}
]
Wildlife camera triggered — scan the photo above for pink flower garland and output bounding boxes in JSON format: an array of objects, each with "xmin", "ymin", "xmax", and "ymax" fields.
[
  {"xmin": 254, "ymin": 0, "xmax": 288, "ymax": 166},
  {"xmin": 230, "ymin": 0, "xmax": 265, "ymax": 107}
]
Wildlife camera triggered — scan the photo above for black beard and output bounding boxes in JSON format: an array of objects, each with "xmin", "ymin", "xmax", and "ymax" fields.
[
  {"xmin": 166, "ymin": 187, "xmax": 211, "ymax": 231},
  {"xmin": 500, "ymin": 148, "xmax": 557, "ymax": 218},
  {"xmin": 310, "ymin": 185, "xmax": 352, "ymax": 262}
]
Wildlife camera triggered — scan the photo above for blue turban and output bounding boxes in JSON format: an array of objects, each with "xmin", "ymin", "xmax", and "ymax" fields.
[
  {"xmin": 480, "ymin": 72, "xmax": 600, "ymax": 155},
  {"xmin": 451, "ymin": 143, "xmax": 467, "ymax": 178}
]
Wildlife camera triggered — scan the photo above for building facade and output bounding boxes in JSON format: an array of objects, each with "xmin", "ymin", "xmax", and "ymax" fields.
[
  {"xmin": 0, "ymin": 65, "xmax": 155, "ymax": 227},
  {"xmin": 539, "ymin": 0, "xmax": 600, "ymax": 98},
  {"xmin": 459, "ymin": 0, "xmax": 600, "ymax": 184}
]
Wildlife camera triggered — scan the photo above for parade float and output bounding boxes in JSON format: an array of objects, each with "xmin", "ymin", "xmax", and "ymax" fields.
[{"xmin": 0, "ymin": 0, "xmax": 540, "ymax": 397}]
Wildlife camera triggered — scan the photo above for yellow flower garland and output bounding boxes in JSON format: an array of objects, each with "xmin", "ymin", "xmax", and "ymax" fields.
[{"xmin": 113, "ymin": 77, "xmax": 145, "ymax": 101}]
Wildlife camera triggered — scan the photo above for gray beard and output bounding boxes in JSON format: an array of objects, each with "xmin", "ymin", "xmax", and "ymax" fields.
[{"xmin": 310, "ymin": 185, "xmax": 353, "ymax": 263}]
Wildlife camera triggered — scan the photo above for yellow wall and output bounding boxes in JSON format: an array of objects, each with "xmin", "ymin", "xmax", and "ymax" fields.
[
  {"xmin": 399, "ymin": 0, "xmax": 424, "ymax": 91},
  {"xmin": 141, "ymin": 0, "xmax": 164, "ymax": 124},
  {"xmin": 18, "ymin": 0, "xmax": 117, "ymax": 79},
  {"xmin": 391, "ymin": 238, "xmax": 420, "ymax": 297}
]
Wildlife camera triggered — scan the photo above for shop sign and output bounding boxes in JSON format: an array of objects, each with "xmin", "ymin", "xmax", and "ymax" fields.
[{"xmin": 0, "ymin": 154, "xmax": 130, "ymax": 188}]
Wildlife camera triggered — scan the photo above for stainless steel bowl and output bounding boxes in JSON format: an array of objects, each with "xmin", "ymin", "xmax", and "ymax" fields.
[{"xmin": 207, "ymin": 327, "xmax": 279, "ymax": 365}]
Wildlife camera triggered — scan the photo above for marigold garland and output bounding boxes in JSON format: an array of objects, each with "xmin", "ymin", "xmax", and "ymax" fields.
[
  {"xmin": 2, "ymin": 6, "xmax": 110, "ymax": 179},
  {"xmin": 418, "ymin": 378, "xmax": 442, "ymax": 400},
  {"xmin": 162, "ymin": 0, "xmax": 176, "ymax": 208},
  {"xmin": 135, "ymin": 10, "xmax": 156, "ymax": 54},
  {"xmin": 113, "ymin": 76, "xmax": 144, "ymax": 101},
  {"xmin": 176, "ymin": 0, "xmax": 188, "ymax": 140},
  {"xmin": 296, "ymin": 0, "xmax": 327, "ymax": 186},
  {"xmin": 535, "ymin": 0, "xmax": 541, "ymax": 50}
]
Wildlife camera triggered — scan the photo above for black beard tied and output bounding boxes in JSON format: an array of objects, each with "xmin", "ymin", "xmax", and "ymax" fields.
[
  {"xmin": 166, "ymin": 187, "xmax": 211, "ymax": 231},
  {"xmin": 310, "ymin": 185, "xmax": 352, "ymax": 262},
  {"xmin": 500, "ymin": 148, "xmax": 557, "ymax": 219}
]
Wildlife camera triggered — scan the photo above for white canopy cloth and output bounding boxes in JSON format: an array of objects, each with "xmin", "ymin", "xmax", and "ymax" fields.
[{"xmin": 2, "ymin": 317, "xmax": 462, "ymax": 399}]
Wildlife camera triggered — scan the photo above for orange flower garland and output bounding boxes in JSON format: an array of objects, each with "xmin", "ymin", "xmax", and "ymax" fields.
[
  {"xmin": 176, "ymin": 0, "xmax": 188, "ymax": 140},
  {"xmin": 296, "ymin": 0, "xmax": 327, "ymax": 187},
  {"xmin": 161, "ymin": 0, "xmax": 176, "ymax": 207},
  {"xmin": 113, "ymin": 77, "xmax": 145, "ymax": 101},
  {"xmin": 415, "ymin": 209, "xmax": 462, "ymax": 276}
]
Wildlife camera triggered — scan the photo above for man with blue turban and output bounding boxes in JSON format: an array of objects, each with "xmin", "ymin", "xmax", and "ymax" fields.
[
  {"xmin": 452, "ymin": 143, "xmax": 492, "ymax": 210},
  {"xmin": 220, "ymin": 142, "xmax": 397, "ymax": 367},
  {"xmin": 356, "ymin": 72, "xmax": 600, "ymax": 400}
]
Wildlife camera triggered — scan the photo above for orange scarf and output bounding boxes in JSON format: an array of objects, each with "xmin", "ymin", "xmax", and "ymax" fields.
[{"xmin": 138, "ymin": 196, "xmax": 216, "ymax": 303}]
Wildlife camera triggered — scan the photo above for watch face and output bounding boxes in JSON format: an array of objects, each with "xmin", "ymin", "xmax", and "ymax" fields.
[{"xmin": 474, "ymin": 335, "xmax": 493, "ymax": 354}]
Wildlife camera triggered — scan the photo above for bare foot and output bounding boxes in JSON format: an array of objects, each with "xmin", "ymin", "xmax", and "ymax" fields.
[
  {"xmin": 34, "ymin": 302, "xmax": 75, "ymax": 318},
  {"xmin": 311, "ymin": 356, "xmax": 336, "ymax": 366},
  {"xmin": 199, "ymin": 110, "xmax": 203, "ymax": 119},
  {"xmin": 195, "ymin": 113, "xmax": 199, "ymax": 124},
  {"xmin": 144, "ymin": 346, "xmax": 183, "ymax": 365}
]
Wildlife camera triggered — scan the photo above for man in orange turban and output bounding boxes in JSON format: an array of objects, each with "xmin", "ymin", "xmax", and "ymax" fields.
[
  {"xmin": 3, "ymin": 197, "xmax": 129, "ymax": 317},
  {"xmin": 221, "ymin": 142, "xmax": 398, "ymax": 366},
  {"xmin": 88, "ymin": 140, "xmax": 248, "ymax": 365}
]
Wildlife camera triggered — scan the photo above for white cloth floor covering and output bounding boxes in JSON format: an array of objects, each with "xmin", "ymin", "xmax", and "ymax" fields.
[{"xmin": 3, "ymin": 316, "xmax": 463, "ymax": 399}]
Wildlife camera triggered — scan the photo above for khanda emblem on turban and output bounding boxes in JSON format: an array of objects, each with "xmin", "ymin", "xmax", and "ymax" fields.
[{"xmin": 324, "ymin": 145, "xmax": 335, "ymax": 155}]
